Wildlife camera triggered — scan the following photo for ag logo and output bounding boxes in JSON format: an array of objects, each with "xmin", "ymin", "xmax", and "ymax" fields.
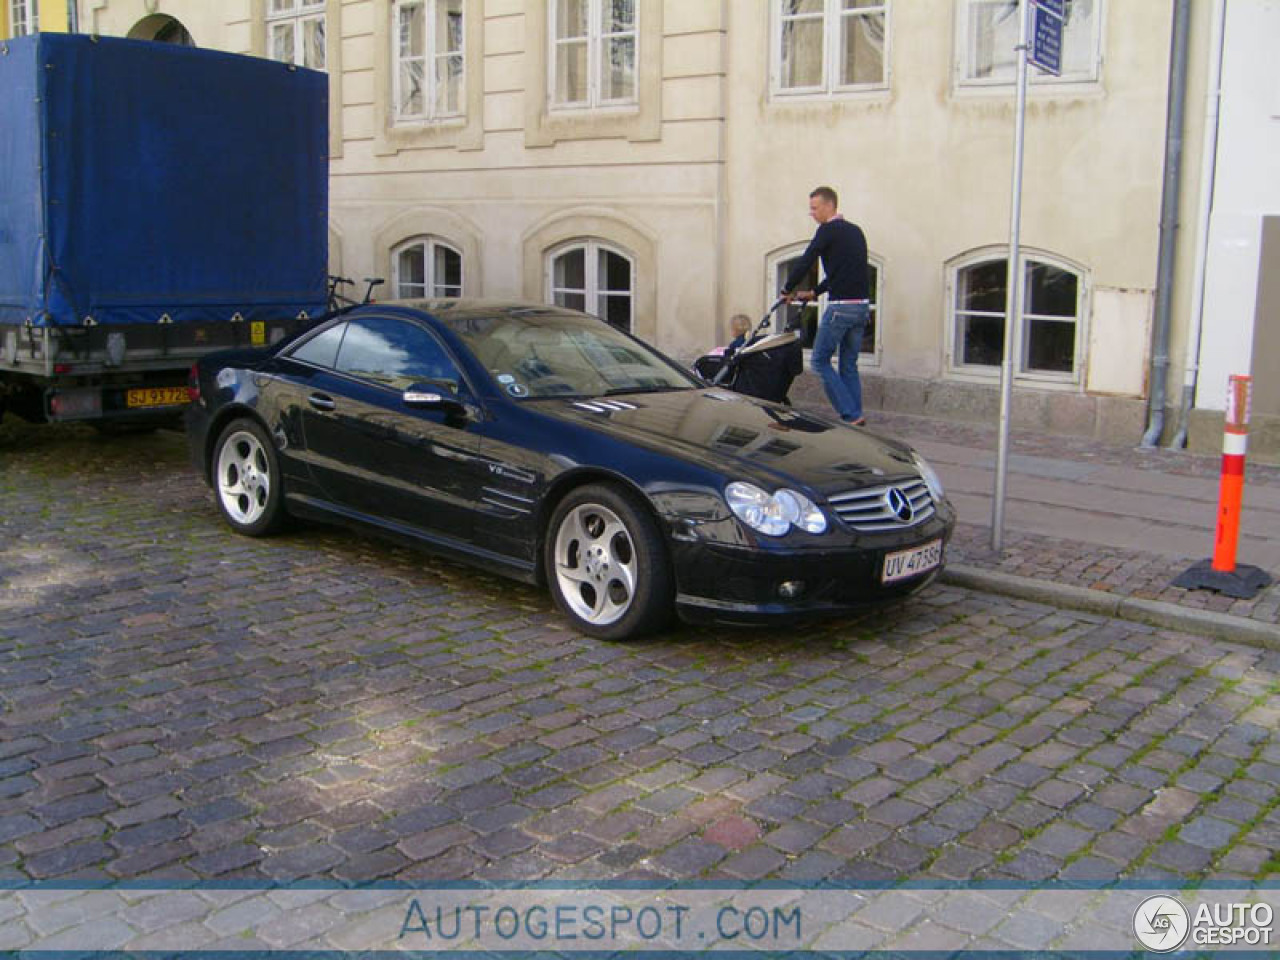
[{"xmin": 1134, "ymin": 895, "xmax": 1190, "ymax": 952}]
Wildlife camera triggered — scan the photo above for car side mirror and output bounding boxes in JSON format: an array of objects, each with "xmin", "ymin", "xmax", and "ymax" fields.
[{"xmin": 403, "ymin": 380, "xmax": 464, "ymax": 412}]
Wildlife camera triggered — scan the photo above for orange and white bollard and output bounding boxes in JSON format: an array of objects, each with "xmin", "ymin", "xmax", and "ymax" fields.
[
  {"xmin": 1175, "ymin": 374, "xmax": 1274, "ymax": 598},
  {"xmin": 1213, "ymin": 375, "xmax": 1251, "ymax": 572}
]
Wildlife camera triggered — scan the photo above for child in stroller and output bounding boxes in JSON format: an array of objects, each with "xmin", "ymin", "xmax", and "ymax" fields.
[{"xmin": 693, "ymin": 301, "xmax": 803, "ymax": 404}]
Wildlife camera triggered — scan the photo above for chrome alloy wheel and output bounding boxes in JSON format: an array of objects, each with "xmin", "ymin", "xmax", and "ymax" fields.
[
  {"xmin": 216, "ymin": 429, "xmax": 273, "ymax": 527},
  {"xmin": 552, "ymin": 501, "xmax": 639, "ymax": 627}
]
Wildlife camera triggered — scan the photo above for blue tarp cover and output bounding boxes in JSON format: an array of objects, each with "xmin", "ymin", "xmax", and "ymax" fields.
[{"xmin": 0, "ymin": 33, "xmax": 328, "ymax": 327}]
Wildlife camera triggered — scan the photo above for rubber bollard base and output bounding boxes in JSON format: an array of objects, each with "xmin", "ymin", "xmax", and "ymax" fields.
[{"xmin": 1173, "ymin": 559, "xmax": 1274, "ymax": 600}]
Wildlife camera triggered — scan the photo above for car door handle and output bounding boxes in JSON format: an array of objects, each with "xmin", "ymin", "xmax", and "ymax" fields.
[{"xmin": 308, "ymin": 393, "xmax": 336, "ymax": 411}]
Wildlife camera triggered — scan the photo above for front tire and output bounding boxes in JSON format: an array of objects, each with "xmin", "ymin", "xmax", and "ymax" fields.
[
  {"xmin": 546, "ymin": 484, "xmax": 673, "ymax": 641},
  {"xmin": 212, "ymin": 418, "xmax": 286, "ymax": 536}
]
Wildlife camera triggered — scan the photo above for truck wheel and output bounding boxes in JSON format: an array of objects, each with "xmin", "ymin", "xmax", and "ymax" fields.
[
  {"xmin": 212, "ymin": 418, "xmax": 286, "ymax": 536},
  {"xmin": 545, "ymin": 484, "xmax": 673, "ymax": 641}
]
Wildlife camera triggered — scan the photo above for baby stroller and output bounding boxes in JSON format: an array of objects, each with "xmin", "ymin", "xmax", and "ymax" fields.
[{"xmin": 693, "ymin": 299, "xmax": 803, "ymax": 404}]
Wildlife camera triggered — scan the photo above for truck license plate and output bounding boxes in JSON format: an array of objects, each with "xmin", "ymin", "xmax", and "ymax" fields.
[
  {"xmin": 882, "ymin": 539, "xmax": 943, "ymax": 584},
  {"xmin": 126, "ymin": 387, "xmax": 189, "ymax": 409}
]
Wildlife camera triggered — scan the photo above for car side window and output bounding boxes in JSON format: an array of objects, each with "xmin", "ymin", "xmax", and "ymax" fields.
[
  {"xmin": 334, "ymin": 315, "xmax": 461, "ymax": 391},
  {"xmin": 289, "ymin": 322, "xmax": 347, "ymax": 368}
]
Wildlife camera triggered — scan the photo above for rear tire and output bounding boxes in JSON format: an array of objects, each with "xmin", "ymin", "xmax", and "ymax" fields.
[
  {"xmin": 545, "ymin": 484, "xmax": 673, "ymax": 641},
  {"xmin": 211, "ymin": 418, "xmax": 286, "ymax": 536}
]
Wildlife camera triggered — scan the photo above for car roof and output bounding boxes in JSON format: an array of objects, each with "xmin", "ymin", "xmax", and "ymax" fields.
[{"xmin": 371, "ymin": 299, "xmax": 582, "ymax": 329}]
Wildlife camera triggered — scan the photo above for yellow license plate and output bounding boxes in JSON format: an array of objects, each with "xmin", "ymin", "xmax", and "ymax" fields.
[{"xmin": 126, "ymin": 387, "xmax": 189, "ymax": 409}]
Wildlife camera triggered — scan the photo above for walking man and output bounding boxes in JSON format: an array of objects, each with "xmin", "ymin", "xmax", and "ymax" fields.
[{"xmin": 782, "ymin": 186, "xmax": 870, "ymax": 425}]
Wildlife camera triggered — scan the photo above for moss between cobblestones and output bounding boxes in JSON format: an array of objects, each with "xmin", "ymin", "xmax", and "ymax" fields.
[
  {"xmin": 936, "ymin": 636, "xmax": 1237, "ymax": 880},
  {"xmin": 1207, "ymin": 757, "xmax": 1280, "ymax": 877},
  {"xmin": 1119, "ymin": 680, "xmax": 1274, "ymax": 882},
  {"xmin": 826, "ymin": 614, "xmax": 1095, "ymax": 876}
]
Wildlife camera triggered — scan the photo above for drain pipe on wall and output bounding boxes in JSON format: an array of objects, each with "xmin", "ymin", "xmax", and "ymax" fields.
[
  {"xmin": 714, "ymin": 0, "xmax": 729, "ymax": 341},
  {"xmin": 1141, "ymin": 0, "xmax": 1192, "ymax": 448},
  {"xmin": 1172, "ymin": 0, "xmax": 1227, "ymax": 450}
]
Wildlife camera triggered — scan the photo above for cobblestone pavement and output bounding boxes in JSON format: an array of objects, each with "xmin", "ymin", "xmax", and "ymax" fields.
[{"xmin": 1, "ymin": 421, "xmax": 1278, "ymax": 889}]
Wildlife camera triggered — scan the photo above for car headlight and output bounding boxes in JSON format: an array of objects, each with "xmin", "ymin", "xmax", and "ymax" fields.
[
  {"xmin": 912, "ymin": 451, "xmax": 945, "ymax": 501},
  {"xmin": 725, "ymin": 482, "xmax": 828, "ymax": 536}
]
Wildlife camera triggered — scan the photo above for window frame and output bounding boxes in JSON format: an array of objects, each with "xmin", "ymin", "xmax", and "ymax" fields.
[
  {"xmin": 953, "ymin": 0, "xmax": 1103, "ymax": 90},
  {"xmin": 946, "ymin": 249, "xmax": 1088, "ymax": 385},
  {"xmin": 548, "ymin": 0, "xmax": 640, "ymax": 111},
  {"xmin": 287, "ymin": 315, "xmax": 472, "ymax": 397},
  {"xmin": 392, "ymin": 0, "xmax": 466, "ymax": 125},
  {"xmin": 331, "ymin": 314, "xmax": 465, "ymax": 393},
  {"xmin": 546, "ymin": 239, "xmax": 636, "ymax": 334},
  {"xmin": 770, "ymin": 0, "xmax": 891, "ymax": 100},
  {"xmin": 266, "ymin": 0, "xmax": 328, "ymax": 70},
  {"xmin": 9, "ymin": 0, "xmax": 37, "ymax": 36},
  {"xmin": 765, "ymin": 243, "xmax": 884, "ymax": 367},
  {"xmin": 392, "ymin": 236, "xmax": 465, "ymax": 299},
  {"xmin": 287, "ymin": 319, "xmax": 349, "ymax": 370}
]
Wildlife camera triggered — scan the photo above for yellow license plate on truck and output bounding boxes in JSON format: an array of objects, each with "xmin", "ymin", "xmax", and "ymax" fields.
[{"xmin": 126, "ymin": 387, "xmax": 188, "ymax": 408}]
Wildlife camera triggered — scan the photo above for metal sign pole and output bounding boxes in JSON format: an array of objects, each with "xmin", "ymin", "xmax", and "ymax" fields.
[{"xmin": 991, "ymin": 0, "xmax": 1033, "ymax": 553}]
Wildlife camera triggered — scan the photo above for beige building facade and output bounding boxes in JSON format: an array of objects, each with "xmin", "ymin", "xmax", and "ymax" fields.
[{"xmin": 67, "ymin": 0, "xmax": 1274, "ymax": 455}]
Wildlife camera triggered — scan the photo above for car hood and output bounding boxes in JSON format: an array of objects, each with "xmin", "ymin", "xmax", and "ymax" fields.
[{"xmin": 540, "ymin": 388, "xmax": 921, "ymax": 495}]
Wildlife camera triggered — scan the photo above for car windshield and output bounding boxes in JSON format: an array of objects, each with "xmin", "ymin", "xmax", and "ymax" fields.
[{"xmin": 442, "ymin": 308, "xmax": 700, "ymax": 400}]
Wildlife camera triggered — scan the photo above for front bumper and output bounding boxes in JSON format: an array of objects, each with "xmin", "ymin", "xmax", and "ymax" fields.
[{"xmin": 669, "ymin": 503, "xmax": 956, "ymax": 624}]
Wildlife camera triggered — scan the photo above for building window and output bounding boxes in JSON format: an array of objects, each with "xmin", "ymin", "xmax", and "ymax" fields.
[
  {"xmin": 957, "ymin": 0, "xmax": 1101, "ymax": 86},
  {"xmin": 773, "ymin": 0, "xmax": 888, "ymax": 96},
  {"xmin": 550, "ymin": 0, "xmax": 637, "ymax": 108},
  {"xmin": 770, "ymin": 250, "xmax": 882, "ymax": 360},
  {"xmin": 10, "ymin": 0, "xmax": 37, "ymax": 36},
  {"xmin": 549, "ymin": 242, "xmax": 633, "ymax": 332},
  {"xmin": 267, "ymin": 0, "xmax": 327, "ymax": 70},
  {"xmin": 150, "ymin": 17, "xmax": 195, "ymax": 45},
  {"xmin": 394, "ymin": 0, "xmax": 465, "ymax": 122},
  {"xmin": 394, "ymin": 237, "xmax": 463, "ymax": 299},
  {"xmin": 951, "ymin": 253, "xmax": 1083, "ymax": 379}
]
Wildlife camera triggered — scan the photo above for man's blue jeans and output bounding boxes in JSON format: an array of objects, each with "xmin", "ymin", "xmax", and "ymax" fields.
[{"xmin": 810, "ymin": 301, "xmax": 867, "ymax": 421}]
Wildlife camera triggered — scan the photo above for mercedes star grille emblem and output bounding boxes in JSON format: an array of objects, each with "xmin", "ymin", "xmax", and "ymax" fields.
[{"xmin": 886, "ymin": 487, "xmax": 914, "ymax": 523}]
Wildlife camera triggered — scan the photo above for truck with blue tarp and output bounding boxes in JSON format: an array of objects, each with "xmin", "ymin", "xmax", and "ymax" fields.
[{"xmin": 0, "ymin": 33, "xmax": 328, "ymax": 426}]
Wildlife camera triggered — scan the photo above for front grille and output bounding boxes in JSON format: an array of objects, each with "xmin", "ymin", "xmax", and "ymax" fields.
[{"xmin": 828, "ymin": 479, "xmax": 936, "ymax": 532}]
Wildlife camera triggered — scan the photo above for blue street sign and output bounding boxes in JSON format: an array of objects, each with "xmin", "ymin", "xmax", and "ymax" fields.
[{"xmin": 1029, "ymin": 0, "xmax": 1063, "ymax": 76}]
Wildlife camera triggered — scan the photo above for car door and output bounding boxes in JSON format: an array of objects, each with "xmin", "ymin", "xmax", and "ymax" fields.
[
  {"xmin": 293, "ymin": 313, "xmax": 486, "ymax": 545},
  {"xmin": 266, "ymin": 319, "xmax": 349, "ymax": 495}
]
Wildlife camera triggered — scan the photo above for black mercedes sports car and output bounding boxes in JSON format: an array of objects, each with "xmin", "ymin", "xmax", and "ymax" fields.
[{"xmin": 185, "ymin": 301, "xmax": 955, "ymax": 640}]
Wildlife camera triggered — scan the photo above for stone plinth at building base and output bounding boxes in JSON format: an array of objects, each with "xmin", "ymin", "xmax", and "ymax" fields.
[
  {"xmin": 1188, "ymin": 407, "xmax": 1280, "ymax": 465},
  {"xmin": 1173, "ymin": 559, "xmax": 1274, "ymax": 600}
]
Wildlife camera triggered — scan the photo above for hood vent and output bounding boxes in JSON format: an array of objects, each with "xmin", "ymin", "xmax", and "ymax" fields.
[{"xmin": 572, "ymin": 399, "xmax": 640, "ymax": 414}]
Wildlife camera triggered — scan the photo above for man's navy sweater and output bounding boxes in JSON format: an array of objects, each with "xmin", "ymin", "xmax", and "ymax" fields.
[{"xmin": 783, "ymin": 217, "xmax": 869, "ymax": 302}]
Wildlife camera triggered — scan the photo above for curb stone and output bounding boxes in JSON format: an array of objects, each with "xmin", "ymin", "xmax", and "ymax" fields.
[{"xmin": 941, "ymin": 564, "xmax": 1280, "ymax": 651}]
